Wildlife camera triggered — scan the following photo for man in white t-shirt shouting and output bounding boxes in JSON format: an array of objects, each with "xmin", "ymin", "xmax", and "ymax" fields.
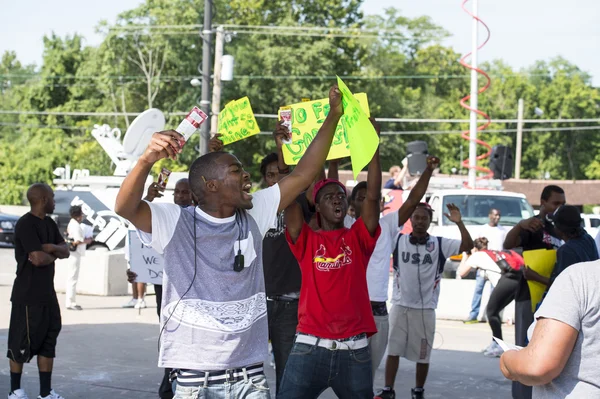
[
  {"xmin": 114, "ymin": 86, "xmax": 345, "ymax": 399},
  {"xmin": 376, "ymin": 203, "xmax": 473, "ymax": 399},
  {"xmin": 348, "ymin": 155, "xmax": 440, "ymax": 378},
  {"xmin": 464, "ymin": 208, "xmax": 508, "ymax": 324}
]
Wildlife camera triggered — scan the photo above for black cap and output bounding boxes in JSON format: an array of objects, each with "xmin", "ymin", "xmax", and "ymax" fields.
[{"xmin": 553, "ymin": 205, "xmax": 581, "ymax": 228}]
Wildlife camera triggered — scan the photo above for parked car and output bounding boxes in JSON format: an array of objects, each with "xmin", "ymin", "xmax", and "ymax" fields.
[
  {"xmin": 426, "ymin": 189, "xmax": 535, "ymax": 277},
  {"xmin": 581, "ymin": 213, "xmax": 600, "ymax": 238},
  {"xmin": 0, "ymin": 213, "xmax": 20, "ymax": 247}
]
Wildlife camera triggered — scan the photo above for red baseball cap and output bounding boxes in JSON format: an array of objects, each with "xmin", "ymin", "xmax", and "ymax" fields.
[{"xmin": 313, "ymin": 179, "xmax": 347, "ymax": 204}]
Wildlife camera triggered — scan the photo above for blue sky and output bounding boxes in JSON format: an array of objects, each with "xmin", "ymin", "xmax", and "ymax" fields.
[{"xmin": 1, "ymin": 0, "xmax": 598, "ymax": 85}]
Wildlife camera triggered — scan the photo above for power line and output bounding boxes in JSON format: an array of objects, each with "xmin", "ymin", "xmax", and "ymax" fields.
[
  {"xmin": 2, "ymin": 121, "xmax": 599, "ymax": 135},
  {"xmin": 1, "ymin": 109, "xmax": 599, "ymax": 124}
]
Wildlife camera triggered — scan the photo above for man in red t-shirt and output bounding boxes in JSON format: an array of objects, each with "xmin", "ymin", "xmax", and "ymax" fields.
[{"xmin": 279, "ymin": 120, "xmax": 382, "ymax": 398}]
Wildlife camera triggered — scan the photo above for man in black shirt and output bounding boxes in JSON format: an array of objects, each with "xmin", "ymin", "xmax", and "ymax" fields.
[
  {"xmin": 7, "ymin": 183, "xmax": 70, "ymax": 399},
  {"xmin": 503, "ymin": 185, "xmax": 565, "ymax": 399}
]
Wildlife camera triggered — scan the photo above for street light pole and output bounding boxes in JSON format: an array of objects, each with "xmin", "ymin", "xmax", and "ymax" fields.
[
  {"xmin": 467, "ymin": 0, "xmax": 479, "ymax": 188},
  {"xmin": 198, "ymin": 0, "xmax": 213, "ymax": 155},
  {"xmin": 210, "ymin": 26, "xmax": 224, "ymax": 136},
  {"xmin": 515, "ymin": 98, "xmax": 524, "ymax": 179}
]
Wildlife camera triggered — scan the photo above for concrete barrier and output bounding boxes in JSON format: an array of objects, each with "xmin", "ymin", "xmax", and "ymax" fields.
[
  {"xmin": 0, "ymin": 205, "xmax": 28, "ymax": 216},
  {"xmin": 55, "ymin": 249, "xmax": 129, "ymax": 296}
]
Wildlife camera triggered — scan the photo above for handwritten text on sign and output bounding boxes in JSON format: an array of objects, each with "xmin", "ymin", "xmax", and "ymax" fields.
[
  {"xmin": 218, "ymin": 97, "xmax": 261, "ymax": 145},
  {"xmin": 128, "ymin": 231, "xmax": 164, "ymax": 285},
  {"xmin": 281, "ymin": 93, "xmax": 370, "ymax": 165}
]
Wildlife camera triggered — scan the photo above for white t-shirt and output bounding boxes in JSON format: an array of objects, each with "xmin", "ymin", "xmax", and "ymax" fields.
[
  {"xmin": 464, "ymin": 251, "xmax": 502, "ymax": 287},
  {"xmin": 67, "ymin": 219, "xmax": 86, "ymax": 256},
  {"xmin": 477, "ymin": 224, "xmax": 508, "ymax": 251},
  {"xmin": 392, "ymin": 235, "xmax": 461, "ymax": 309},
  {"xmin": 344, "ymin": 214, "xmax": 355, "ymax": 229},
  {"xmin": 366, "ymin": 211, "xmax": 400, "ymax": 302},
  {"xmin": 140, "ymin": 186, "xmax": 280, "ymax": 253},
  {"xmin": 346, "ymin": 212, "xmax": 401, "ymax": 302}
]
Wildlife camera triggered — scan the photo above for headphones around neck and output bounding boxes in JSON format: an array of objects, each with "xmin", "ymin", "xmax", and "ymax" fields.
[{"xmin": 409, "ymin": 233, "xmax": 430, "ymax": 246}]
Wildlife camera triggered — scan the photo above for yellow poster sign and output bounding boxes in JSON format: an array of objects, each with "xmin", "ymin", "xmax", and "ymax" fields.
[
  {"xmin": 280, "ymin": 93, "xmax": 370, "ymax": 165},
  {"xmin": 523, "ymin": 249, "xmax": 557, "ymax": 312},
  {"xmin": 218, "ymin": 97, "xmax": 260, "ymax": 145},
  {"xmin": 336, "ymin": 76, "xmax": 379, "ymax": 179}
]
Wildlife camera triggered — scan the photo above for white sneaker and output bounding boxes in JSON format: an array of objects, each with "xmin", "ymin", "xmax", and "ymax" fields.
[
  {"xmin": 480, "ymin": 341, "xmax": 494, "ymax": 353},
  {"xmin": 37, "ymin": 389, "xmax": 64, "ymax": 399},
  {"xmin": 134, "ymin": 299, "xmax": 146, "ymax": 309},
  {"xmin": 122, "ymin": 298, "xmax": 137, "ymax": 308},
  {"xmin": 8, "ymin": 388, "xmax": 29, "ymax": 399},
  {"xmin": 484, "ymin": 342, "xmax": 504, "ymax": 358}
]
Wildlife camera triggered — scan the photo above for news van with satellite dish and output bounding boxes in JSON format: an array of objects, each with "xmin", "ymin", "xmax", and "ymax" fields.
[{"xmin": 52, "ymin": 109, "xmax": 188, "ymax": 250}]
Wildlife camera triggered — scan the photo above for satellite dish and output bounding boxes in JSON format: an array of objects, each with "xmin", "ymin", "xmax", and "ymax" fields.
[{"xmin": 122, "ymin": 109, "xmax": 166, "ymax": 157}]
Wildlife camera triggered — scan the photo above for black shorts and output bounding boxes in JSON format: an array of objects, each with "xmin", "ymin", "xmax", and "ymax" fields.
[{"xmin": 7, "ymin": 298, "xmax": 62, "ymax": 363}]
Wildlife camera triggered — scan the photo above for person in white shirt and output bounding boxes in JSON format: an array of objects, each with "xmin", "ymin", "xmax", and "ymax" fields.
[
  {"xmin": 376, "ymin": 203, "xmax": 473, "ymax": 399},
  {"xmin": 349, "ymin": 155, "xmax": 440, "ymax": 379},
  {"xmin": 66, "ymin": 205, "xmax": 91, "ymax": 310},
  {"xmin": 464, "ymin": 208, "xmax": 508, "ymax": 324}
]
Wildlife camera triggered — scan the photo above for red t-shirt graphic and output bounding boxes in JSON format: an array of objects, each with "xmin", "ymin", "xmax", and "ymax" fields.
[{"xmin": 286, "ymin": 218, "xmax": 381, "ymax": 339}]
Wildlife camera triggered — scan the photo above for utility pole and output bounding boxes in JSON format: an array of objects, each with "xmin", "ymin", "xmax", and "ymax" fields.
[
  {"xmin": 515, "ymin": 98, "xmax": 524, "ymax": 179},
  {"xmin": 198, "ymin": 0, "xmax": 213, "ymax": 155},
  {"xmin": 210, "ymin": 26, "xmax": 224, "ymax": 136},
  {"xmin": 467, "ymin": 0, "xmax": 479, "ymax": 189}
]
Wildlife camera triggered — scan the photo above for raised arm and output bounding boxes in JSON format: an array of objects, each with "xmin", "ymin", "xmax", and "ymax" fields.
[
  {"xmin": 500, "ymin": 318, "xmax": 578, "ymax": 385},
  {"xmin": 115, "ymin": 130, "xmax": 183, "ymax": 233},
  {"xmin": 445, "ymin": 203, "xmax": 474, "ymax": 253},
  {"xmin": 360, "ymin": 118, "xmax": 381, "ymax": 236},
  {"xmin": 273, "ymin": 121, "xmax": 291, "ymax": 176},
  {"xmin": 143, "ymin": 183, "xmax": 164, "ymax": 202},
  {"xmin": 284, "ymin": 201, "xmax": 305, "ymax": 243},
  {"xmin": 277, "ymin": 86, "xmax": 342, "ymax": 212},
  {"xmin": 327, "ymin": 159, "xmax": 339, "ymax": 181},
  {"xmin": 397, "ymin": 156, "xmax": 439, "ymax": 227}
]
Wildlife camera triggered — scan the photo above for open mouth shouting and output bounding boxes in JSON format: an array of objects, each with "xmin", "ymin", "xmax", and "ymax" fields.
[
  {"xmin": 333, "ymin": 205, "xmax": 344, "ymax": 218},
  {"xmin": 242, "ymin": 182, "xmax": 253, "ymax": 201}
]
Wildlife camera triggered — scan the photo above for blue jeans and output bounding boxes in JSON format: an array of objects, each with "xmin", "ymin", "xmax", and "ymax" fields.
[
  {"xmin": 277, "ymin": 338, "xmax": 373, "ymax": 398},
  {"xmin": 173, "ymin": 374, "xmax": 270, "ymax": 399},
  {"xmin": 468, "ymin": 272, "xmax": 487, "ymax": 320}
]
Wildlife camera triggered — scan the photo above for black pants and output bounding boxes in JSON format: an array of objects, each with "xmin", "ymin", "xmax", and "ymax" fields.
[
  {"xmin": 486, "ymin": 273, "xmax": 519, "ymax": 340},
  {"xmin": 154, "ymin": 284, "xmax": 173, "ymax": 399},
  {"xmin": 267, "ymin": 299, "xmax": 299, "ymax": 393},
  {"xmin": 512, "ymin": 278, "xmax": 533, "ymax": 399}
]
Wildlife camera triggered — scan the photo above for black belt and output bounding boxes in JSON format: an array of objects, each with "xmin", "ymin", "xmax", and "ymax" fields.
[
  {"xmin": 176, "ymin": 363, "xmax": 264, "ymax": 387},
  {"xmin": 267, "ymin": 295, "xmax": 299, "ymax": 302}
]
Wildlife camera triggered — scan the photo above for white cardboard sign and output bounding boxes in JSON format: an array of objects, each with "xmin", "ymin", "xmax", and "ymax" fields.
[{"xmin": 128, "ymin": 231, "xmax": 164, "ymax": 284}]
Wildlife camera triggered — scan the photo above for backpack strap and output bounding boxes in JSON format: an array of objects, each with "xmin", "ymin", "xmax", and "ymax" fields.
[
  {"xmin": 436, "ymin": 236, "xmax": 446, "ymax": 274},
  {"xmin": 392, "ymin": 233, "xmax": 404, "ymax": 271}
]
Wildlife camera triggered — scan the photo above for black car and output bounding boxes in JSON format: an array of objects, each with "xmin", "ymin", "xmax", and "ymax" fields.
[{"xmin": 0, "ymin": 213, "xmax": 20, "ymax": 247}]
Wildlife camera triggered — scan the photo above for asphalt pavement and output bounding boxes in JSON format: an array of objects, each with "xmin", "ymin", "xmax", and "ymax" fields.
[{"xmin": 0, "ymin": 248, "xmax": 514, "ymax": 398}]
